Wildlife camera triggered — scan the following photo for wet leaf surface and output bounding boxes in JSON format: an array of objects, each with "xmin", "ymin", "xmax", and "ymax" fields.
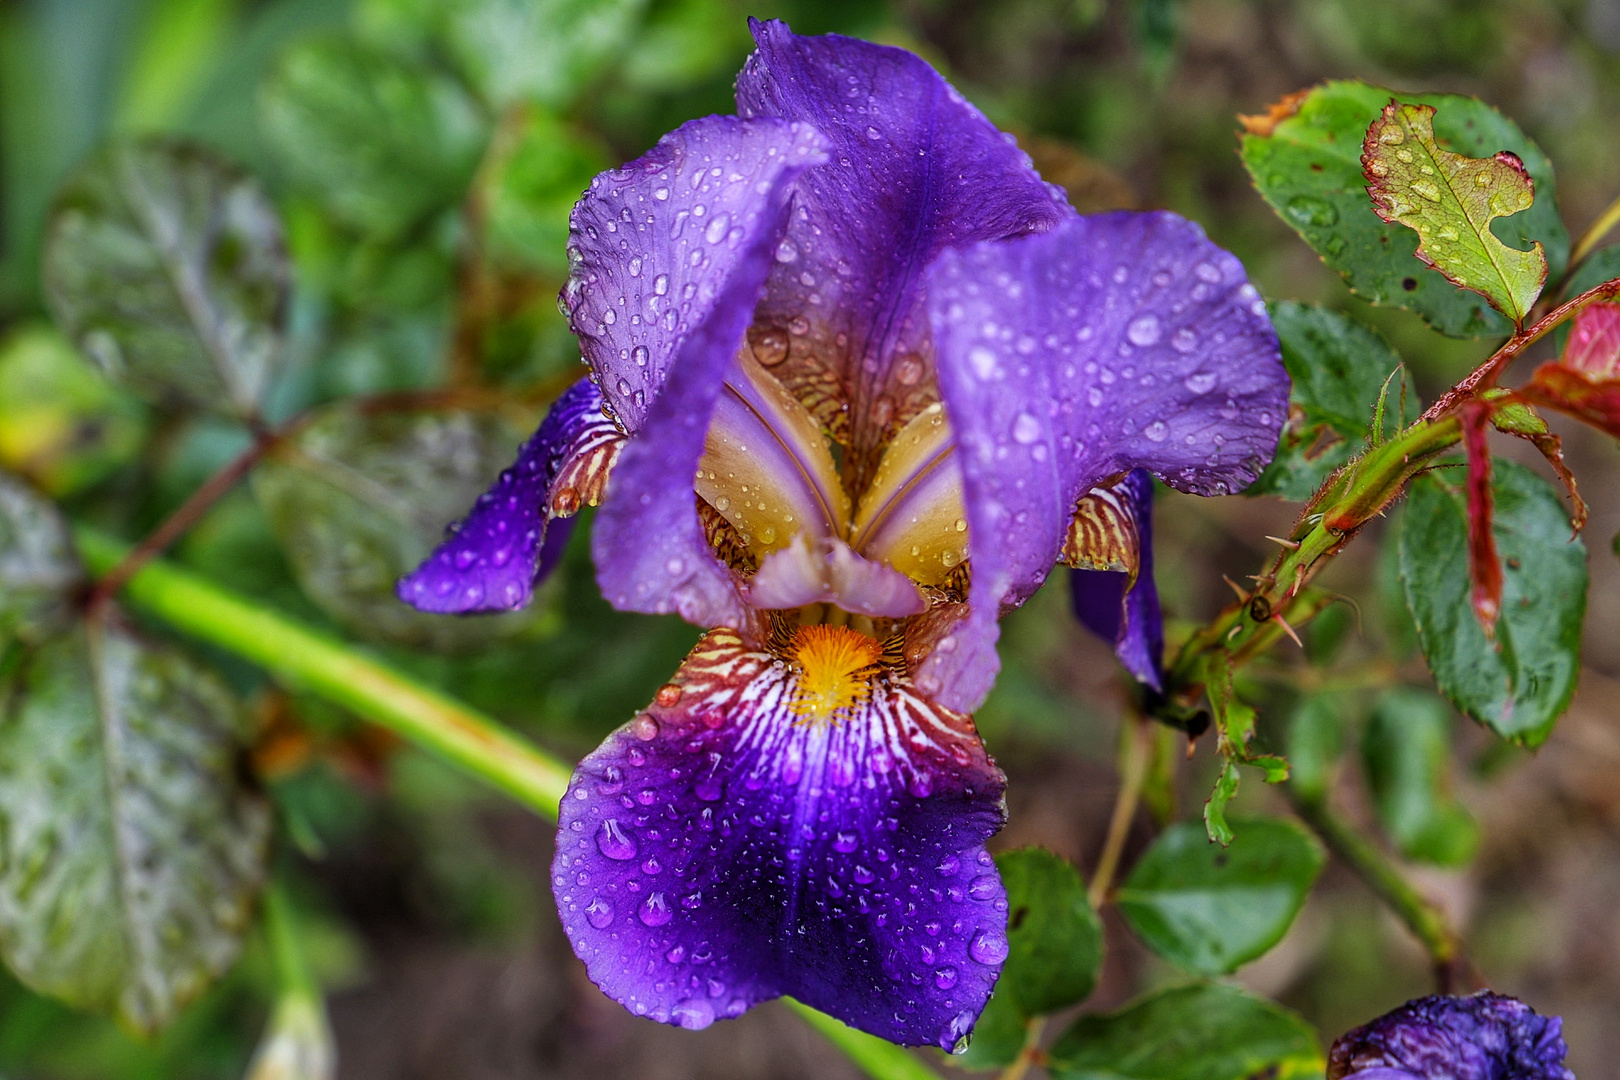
[
  {"xmin": 42, "ymin": 139, "xmax": 289, "ymax": 417},
  {"xmin": 1242, "ymin": 82, "xmax": 1566, "ymax": 338},
  {"xmin": 0, "ymin": 622, "xmax": 270, "ymax": 1033},
  {"xmin": 0, "ymin": 471, "xmax": 84, "ymax": 645},
  {"xmin": 442, "ymin": 0, "xmax": 649, "ymax": 109}
]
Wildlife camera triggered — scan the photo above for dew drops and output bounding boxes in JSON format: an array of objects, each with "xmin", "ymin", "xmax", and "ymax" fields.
[
  {"xmin": 750, "ymin": 326, "xmax": 789, "ymax": 366},
  {"xmin": 934, "ymin": 966, "xmax": 959, "ymax": 989},
  {"xmin": 775, "ymin": 239, "xmax": 798, "ymax": 263},
  {"xmin": 937, "ymin": 854, "xmax": 960, "ymax": 876},
  {"xmin": 1143, "ymin": 420, "xmax": 1169, "ymax": 442},
  {"xmin": 1126, "ymin": 315, "xmax": 1162, "ymax": 347},
  {"xmin": 598, "ymin": 765, "xmax": 625, "ymax": 795},
  {"xmin": 1184, "ymin": 371, "xmax": 1217, "ymax": 394},
  {"xmin": 672, "ymin": 998, "xmax": 715, "ymax": 1030},
  {"xmin": 704, "ymin": 214, "xmax": 730, "ymax": 244},
  {"xmin": 1195, "ymin": 262, "xmax": 1222, "ymax": 283},
  {"xmin": 1172, "ymin": 327, "xmax": 1199, "ymax": 354},
  {"xmin": 968, "ymin": 346, "xmax": 998, "ymax": 380},
  {"xmin": 653, "ymin": 274, "xmax": 669, "ymax": 296},
  {"xmin": 639, "ymin": 892, "xmax": 673, "ymax": 927},
  {"xmin": 834, "ymin": 832, "xmax": 859, "ymax": 853},
  {"xmin": 968, "ymin": 874, "xmax": 1000, "ymax": 901},
  {"xmin": 632, "ymin": 344, "xmax": 650, "ymax": 367},
  {"xmin": 1011, "ymin": 412, "xmax": 1041, "ymax": 444},
  {"xmin": 585, "ymin": 896, "xmax": 614, "ymax": 928},
  {"xmin": 597, "ymin": 819, "xmax": 639, "ymax": 861},
  {"xmin": 694, "ymin": 774, "xmax": 723, "ymax": 802},
  {"xmin": 969, "ymin": 929, "xmax": 1010, "ymax": 965}
]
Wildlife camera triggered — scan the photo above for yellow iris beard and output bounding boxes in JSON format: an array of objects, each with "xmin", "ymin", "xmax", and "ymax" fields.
[{"xmin": 787, "ymin": 625, "xmax": 884, "ymax": 724}]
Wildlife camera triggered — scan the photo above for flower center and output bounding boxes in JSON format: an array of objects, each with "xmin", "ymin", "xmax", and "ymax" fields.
[{"xmin": 786, "ymin": 625, "xmax": 884, "ymax": 724}]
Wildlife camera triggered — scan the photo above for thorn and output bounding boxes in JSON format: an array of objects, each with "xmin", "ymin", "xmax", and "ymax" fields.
[
  {"xmin": 1287, "ymin": 564, "xmax": 1306, "ymax": 599},
  {"xmin": 1222, "ymin": 575, "xmax": 1248, "ymax": 600},
  {"xmin": 1186, "ymin": 738, "xmax": 1198, "ymax": 760},
  {"xmin": 1265, "ymin": 535, "xmax": 1302, "ymax": 550},
  {"xmin": 1272, "ymin": 613, "xmax": 1305, "ymax": 649}
]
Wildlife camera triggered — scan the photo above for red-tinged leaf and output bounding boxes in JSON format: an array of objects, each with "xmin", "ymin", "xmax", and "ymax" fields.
[
  {"xmin": 1488, "ymin": 399, "xmax": 1587, "ymax": 533},
  {"xmin": 1362, "ymin": 101, "xmax": 1547, "ymax": 323},
  {"xmin": 1523, "ymin": 363, "xmax": 1620, "ymax": 440},
  {"xmin": 1461, "ymin": 401, "xmax": 1501, "ymax": 635},
  {"xmin": 1564, "ymin": 301, "xmax": 1620, "ymax": 378}
]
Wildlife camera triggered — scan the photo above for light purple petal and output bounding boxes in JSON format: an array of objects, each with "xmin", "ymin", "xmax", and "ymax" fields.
[
  {"xmin": 746, "ymin": 535, "xmax": 926, "ymax": 617},
  {"xmin": 923, "ymin": 211, "xmax": 1287, "ymax": 711},
  {"xmin": 590, "ymin": 119, "xmax": 828, "ymax": 631},
  {"xmin": 397, "ymin": 378, "xmax": 619, "ymax": 614},
  {"xmin": 552, "ymin": 629, "xmax": 1009, "ymax": 1049},
  {"xmin": 1070, "ymin": 470, "xmax": 1164, "ymax": 691},
  {"xmin": 736, "ymin": 19, "xmax": 1072, "ymax": 469},
  {"xmin": 564, "ymin": 115, "xmax": 827, "ymax": 433}
]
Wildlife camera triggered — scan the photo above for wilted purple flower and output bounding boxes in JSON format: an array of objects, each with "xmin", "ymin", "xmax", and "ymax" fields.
[
  {"xmin": 1329, "ymin": 992, "xmax": 1575, "ymax": 1080},
  {"xmin": 399, "ymin": 20, "xmax": 1285, "ymax": 1049}
]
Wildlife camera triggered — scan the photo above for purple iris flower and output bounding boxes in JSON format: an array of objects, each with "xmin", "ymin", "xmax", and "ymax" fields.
[
  {"xmin": 1328, "ymin": 993, "xmax": 1575, "ymax": 1080},
  {"xmin": 399, "ymin": 20, "xmax": 1286, "ymax": 1049}
]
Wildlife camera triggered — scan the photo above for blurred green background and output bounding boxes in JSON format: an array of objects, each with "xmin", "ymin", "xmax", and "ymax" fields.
[{"xmin": 2, "ymin": 0, "xmax": 1619, "ymax": 1077}]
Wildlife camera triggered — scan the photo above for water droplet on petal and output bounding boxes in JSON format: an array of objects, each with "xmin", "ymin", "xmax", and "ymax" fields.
[
  {"xmin": 1184, "ymin": 371, "xmax": 1217, "ymax": 394},
  {"xmin": 639, "ymin": 892, "xmax": 673, "ymax": 926},
  {"xmin": 833, "ymin": 832, "xmax": 858, "ymax": 853},
  {"xmin": 1011, "ymin": 412, "xmax": 1041, "ymax": 444},
  {"xmin": 969, "ymin": 929, "xmax": 1010, "ymax": 965},
  {"xmin": 1126, "ymin": 315, "xmax": 1162, "ymax": 346},
  {"xmin": 968, "ymin": 874, "xmax": 1000, "ymax": 901},
  {"xmin": 585, "ymin": 897, "xmax": 614, "ymax": 928},
  {"xmin": 672, "ymin": 998, "xmax": 715, "ymax": 1030},
  {"xmin": 1143, "ymin": 420, "xmax": 1169, "ymax": 442},
  {"xmin": 597, "ymin": 819, "xmax": 639, "ymax": 860},
  {"xmin": 934, "ymin": 965, "xmax": 959, "ymax": 989}
]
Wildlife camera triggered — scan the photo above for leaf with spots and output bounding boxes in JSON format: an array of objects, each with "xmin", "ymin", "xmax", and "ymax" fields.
[
  {"xmin": 0, "ymin": 622, "xmax": 271, "ymax": 1033},
  {"xmin": 1362, "ymin": 101, "xmax": 1547, "ymax": 324},
  {"xmin": 1241, "ymin": 82, "xmax": 1566, "ymax": 339}
]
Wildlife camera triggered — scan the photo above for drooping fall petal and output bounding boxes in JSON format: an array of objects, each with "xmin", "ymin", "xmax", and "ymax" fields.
[
  {"xmin": 552, "ymin": 628, "xmax": 1009, "ymax": 1049},
  {"xmin": 1067, "ymin": 469, "xmax": 1165, "ymax": 690},
  {"xmin": 397, "ymin": 378, "xmax": 619, "ymax": 613}
]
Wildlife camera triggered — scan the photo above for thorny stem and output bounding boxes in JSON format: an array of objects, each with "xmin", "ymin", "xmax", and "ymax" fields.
[
  {"xmin": 1288, "ymin": 788, "xmax": 1473, "ymax": 994},
  {"xmin": 76, "ymin": 529, "xmax": 942, "ymax": 1080},
  {"xmin": 1421, "ymin": 276, "xmax": 1620, "ymax": 421},
  {"xmin": 1088, "ymin": 714, "xmax": 1152, "ymax": 908},
  {"xmin": 1569, "ymin": 190, "xmax": 1620, "ymax": 269}
]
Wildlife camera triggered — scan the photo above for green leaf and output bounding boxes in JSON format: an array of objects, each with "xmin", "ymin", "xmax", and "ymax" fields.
[
  {"xmin": 1116, "ymin": 817, "xmax": 1324, "ymax": 976},
  {"xmin": 1398, "ymin": 459, "xmax": 1587, "ymax": 748},
  {"xmin": 254, "ymin": 400, "xmax": 539, "ymax": 651},
  {"xmin": 957, "ymin": 849, "xmax": 1103, "ymax": 1069},
  {"xmin": 41, "ymin": 138, "xmax": 290, "ymax": 418},
  {"xmin": 0, "ymin": 623, "xmax": 271, "ymax": 1033},
  {"xmin": 1362, "ymin": 101, "xmax": 1547, "ymax": 323},
  {"xmin": 483, "ymin": 108, "xmax": 609, "ymax": 277},
  {"xmin": 619, "ymin": 0, "xmax": 753, "ymax": 92},
  {"xmin": 0, "ymin": 471, "xmax": 84, "ymax": 645},
  {"xmin": 1362, "ymin": 689, "xmax": 1480, "ymax": 867},
  {"xmin": 1561, "ymin": 245, "xmax": 1620, "ymax": 301},
  {"xmin": 1250, "ymin": 303, "xmax": 1417, "ymax": 499},
  {"xmin": 1285, "ymin": 692, "xmax": 1344, "ymax": 802},
  {"xmin": 442, "ymin": 0, "xmax": 649, "ymax": 109},
  {"xmin": 1048, "ymin": 983, "xmax": 1323, "ymax": 1080},
  {"xmin": 998, "ymin": 848, "xmax": 1104, "ymax": 1015},
  {"xmin": 0, "ymin": 325, "xmax": 147, "ymax": 497},
  {"xmin": 260, "ymin": 39, "xmax": 487, "ymax": 238},
  {"xmin": 1241, "ymin": 81, "xmax": 1567, "ymax": 338}
]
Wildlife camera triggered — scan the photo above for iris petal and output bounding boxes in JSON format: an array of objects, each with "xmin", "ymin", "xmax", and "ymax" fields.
[
  {"xmin": 552, "ymin": 628, "xmax": 1009, "ymax": 1049},
  {"xmin": 924, "ymin": 211, "xmax": 1287, "ymax": 711},
  {"xmin": 396, "ymin": 378, "xmax": 619, "ymax": 613},
  {"xmin": 1068, "ymin": 470, "xmax": 1165, "ymax": 691},
  {"xmin": 564, "ymin": 115, "xmax": 828, "ymax": 433},
  {"xmin": 737, "ymin": 19, "xmax": 1071, "ymax": 473},
  {"xmin": 589, "ymin": 118, "xmax": 829, "ymax": 631}
]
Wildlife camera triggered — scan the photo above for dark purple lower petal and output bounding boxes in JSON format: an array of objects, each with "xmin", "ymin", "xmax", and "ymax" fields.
[
  {"xmin": 1068, "ymin": 470, "xmax": 1164, "ymax": 690},
  {"xmin": 552, "ymin": 628, "xmax": 1009, "ymax": 1049},
  {"xmin": 1328, "ymin": 992, "xmax": 1573, "ymax": 1080},
  {"xmin": 397, "ymin": 378, "xmax": 621, "ymax": 614}
]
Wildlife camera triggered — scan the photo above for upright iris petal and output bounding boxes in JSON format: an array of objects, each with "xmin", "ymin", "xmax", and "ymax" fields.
[{"xmin": 400, "ymin": 18, "xmax": 1288, "ymax": 1050}]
